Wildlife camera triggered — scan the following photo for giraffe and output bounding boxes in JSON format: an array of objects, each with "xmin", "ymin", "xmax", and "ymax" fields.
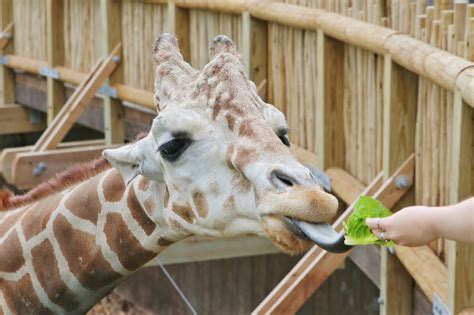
[{"xmin": 0, "ymin": 34, "xmax": 339, "ymax": 314}]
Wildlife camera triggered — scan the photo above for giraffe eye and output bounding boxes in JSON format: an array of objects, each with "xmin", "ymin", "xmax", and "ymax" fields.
[
  {"xmin": 279, "ymin": 135, "xmax": 290, "ymax": 147},
  {"xmin": 159, "ymin": 138, "xmax": 192, "ymax": 162}
]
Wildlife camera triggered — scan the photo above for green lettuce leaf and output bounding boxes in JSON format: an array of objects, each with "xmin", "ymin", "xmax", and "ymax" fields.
[{"xmin": 343, "ymin": 196, "xmax": 395, "ymax": 246}]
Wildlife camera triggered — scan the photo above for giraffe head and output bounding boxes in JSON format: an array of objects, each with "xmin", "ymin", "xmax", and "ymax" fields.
[{"xmin": 104, "ymin": 34, "xmax": 338, "ymax": 255}]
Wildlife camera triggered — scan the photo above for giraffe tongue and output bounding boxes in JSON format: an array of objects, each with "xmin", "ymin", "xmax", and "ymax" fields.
[{"xmin": 289, "ymin": 218, "xmax": 352, "ymax": 253}]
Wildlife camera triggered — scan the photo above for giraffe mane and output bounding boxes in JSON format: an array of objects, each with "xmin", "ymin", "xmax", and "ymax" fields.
[{"xmin": 0, "ymin": 157, "xmax": 112, "ymax": 211}]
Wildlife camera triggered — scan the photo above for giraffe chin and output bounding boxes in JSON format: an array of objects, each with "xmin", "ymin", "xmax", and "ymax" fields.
[{"xmin": 262, "ymin": 214, "xmax": 313, "ymax": 255}]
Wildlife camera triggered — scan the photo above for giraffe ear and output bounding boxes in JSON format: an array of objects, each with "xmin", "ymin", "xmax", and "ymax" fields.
[{"xmin": 103, "ymin": 136, "xmax": 163, "ymax": 184}]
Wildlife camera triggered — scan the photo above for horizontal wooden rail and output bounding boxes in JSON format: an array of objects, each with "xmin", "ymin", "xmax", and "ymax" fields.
[{"xmin": 3, "ymin": 55, "xmax": 156, "ymax": 110}]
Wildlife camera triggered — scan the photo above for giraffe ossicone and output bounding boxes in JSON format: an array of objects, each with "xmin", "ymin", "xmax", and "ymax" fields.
[{"xmin": 0, "ymin": 34, "xmax": 339, "ymax": 314}]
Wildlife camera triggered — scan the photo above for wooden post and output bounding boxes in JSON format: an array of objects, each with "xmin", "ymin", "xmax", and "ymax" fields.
[
  {"xmin": 242, "ymin": 11, "xmax": 267, "ymax": 98},
  {"xmin": 46, "ymin": 0, "xmax": 66, "ymax": 124},
  {"xmin": 101, "ymin": 0, "xmax": 124, "ymax": 144},
  {"xmin": 447, "ymin": 91, "xmax": 473, "ymax": 314},
  {"xmin": 0, "ymin": 0, "xmax": 14, "ymax": 105},
  {"xmin": 322, "ymin": 34, "xmax": 345, "ymax": 169},
  {"xmin": 167, "ymin": 0, "xmax": 190, "ymax": 62},
  {"xmin": 380, "ymin": 54, "xmax": 417, "ymax": 315}
]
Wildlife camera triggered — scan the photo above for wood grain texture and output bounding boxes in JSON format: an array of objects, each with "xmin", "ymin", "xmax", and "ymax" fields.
[{"xmin": 0, "ymin": 0, "xmax": 14, "ymax": 105}]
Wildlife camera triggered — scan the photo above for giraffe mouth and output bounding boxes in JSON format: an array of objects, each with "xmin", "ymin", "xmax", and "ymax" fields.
[{"xmin": 283, "ymin": 217, "xmax": 351, "ymax": 253}]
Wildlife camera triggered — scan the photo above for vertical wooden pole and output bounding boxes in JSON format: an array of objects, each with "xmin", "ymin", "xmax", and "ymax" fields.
[
  {"xmin": 447, "ymin": 91, "xmax": 473, "ymax": 314},
  {"xmin": 0, "ymin": 0, "xmax": 14, "ymax": 105},
  {"xmin": 322, "ymin": 34, "xmax": 345, "ymax": 170},
  {"xmin": 101, "ymin": 0, "xmax": 124, "ymax": 144},
  {"xmin": 242, "ymin": 12, "xmax": 267, "ymax": 97},
  {"xmin": 315, "ymin": 29, "xmax": 325, "ymax": 168},
  {"xmin": 46, "ymin": 0, "xmax": 65, "ymax": 124},
  {"xmin": 380, "ymin": 54, "xmax": 417, "ymax": 315},
  {"xmin": 167, "ymin": 0, "xmax": 190, "ymax": 63}
]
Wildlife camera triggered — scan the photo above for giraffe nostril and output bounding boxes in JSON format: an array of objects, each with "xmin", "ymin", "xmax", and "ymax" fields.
[{"xmin": 270, "ymin": 170, "xmax": 296, "ymax": 188}]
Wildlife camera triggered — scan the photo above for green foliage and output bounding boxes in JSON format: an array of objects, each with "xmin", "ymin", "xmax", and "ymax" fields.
[{"xmin": 343, "ymin": 196, "xmax": 395, "ymax": 246}]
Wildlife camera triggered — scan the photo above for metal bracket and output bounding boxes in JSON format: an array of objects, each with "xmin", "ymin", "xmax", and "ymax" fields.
[
  {"xmin": 33, "ymin": 162, "xmax": 47, "ymax": 177},
  {"xmin": 39, "ymin": 66, "xmax": 60, "ymax": 79},
  {"xmin": 432, "ymin": 293, "xmax": 450, "ymax": 315},
  {"xmin": 0, "ymin": 56, "xmax": 8, "ymax": 65},
  {"xmin": 99, "ymin": 85, "xmax": 118, "ymax": 98},
  {"xmin": 29, "ymin": 109, "xmax": 42, "ymax": 124}
]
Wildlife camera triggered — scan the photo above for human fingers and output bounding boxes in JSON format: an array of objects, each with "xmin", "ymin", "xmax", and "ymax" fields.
[{"xmin": 366, "ymin": 217, "xmax": 388, "ymax": 230}]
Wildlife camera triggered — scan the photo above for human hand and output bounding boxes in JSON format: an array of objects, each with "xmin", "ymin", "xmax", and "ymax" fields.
[{"xmin": 365, "ymin": 206, "xmax": 438, "ymax": 247}]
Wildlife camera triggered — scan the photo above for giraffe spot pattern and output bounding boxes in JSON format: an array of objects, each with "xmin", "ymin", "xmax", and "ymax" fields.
[
  {"xmin": 191, "ymin": 189, "xmax": 208, "ymax": 218},
  {"xmin": 172, "ymin": 203, "xmax": 195, "ymax": 224},
  {"xmin": 104, "ymin": 213, "xmax": 157, "ymax": 271},
  {"xmin": 53, "ymin": 214, "xmax": 121, "ymax": 290},
  {"xmin": 0, "ymin": 232, "xmax": 24, "ymax": 273},
  {"xmin": 22, "ymin": 193, "xmax": 62, "ymax": 240},
  {"xmin": 31, "ymin": 239, "xmax": 80, "ymax": 311},
  {"xmin": 102, "ymin": 170, "xmax": 126, "ymax": 203},
  {"xmin": 65, "ymin": 174, "xmax": 102, "ymax": 225},
  {"xmin": 223, "ymin": 195, "xmax": 237, "ymax": 212},
  {"xmin": 157, "ymin": 237, "xmax": 174, "ymax": 246},
  {"xmin": 0, "ymin": 274, "xmax": 53, "ymax": 314},
  {"xmin": 0, "ymin": 210, "xmax": 23, "ymax": 239},
  {"xmin": 235, "ymin": 147, "xmax": 258, "ymax": 170},
  {"xmin": 127, "ymin": 186, "xmax": 156, "ymax": 236},
  {"xmin": 138, "ymin": 177, "xmax": 150, "ymax": 192}
]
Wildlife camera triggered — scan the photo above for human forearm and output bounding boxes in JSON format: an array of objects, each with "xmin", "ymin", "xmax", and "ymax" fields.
[{"xmin": 430, "ymin": 197, "xmax": 474, "ymax": 243}]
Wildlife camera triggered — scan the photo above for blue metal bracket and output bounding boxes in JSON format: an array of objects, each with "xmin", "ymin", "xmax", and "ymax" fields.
[
  {"xmin": 432, "ymin": 294, "xmax": 450, "ymax": 315},
  {"xmin": 0, "ymin": 56, "xmax": 8, "ymax": 65},
  {"xmin": 39, "ymin": 66, "xmax": 60, "ymax": 79},
  {"xmin": 99, "ymin": 85, "xmax": 118, "ymax": 98}
]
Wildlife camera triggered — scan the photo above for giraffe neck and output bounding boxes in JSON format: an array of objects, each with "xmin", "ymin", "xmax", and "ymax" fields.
[{"xmin": 0, "ymin": 168, "xmax": 186, "ymax": 314}]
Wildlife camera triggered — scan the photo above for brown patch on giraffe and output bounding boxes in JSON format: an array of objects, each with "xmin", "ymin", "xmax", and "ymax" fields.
[
  {"xmin": 223, "ymin": 195, "xmax": 237, "ymax": 212},
  {"xmin": 103, "ymin": 170, "xmax": 126, "ymax": 202},
  {"xmin": 235, "ymin": 147, "xmax": 258, "ymax": 170},
  {"xmin": 1, "ymin": 274, "xmax": 53, "ymax": 314},
  {"xmin": 163, "ymin": 186, "xmax": 170, "ymax": 208},
  {"xmin": 127, "ymin": 186, "xmax": 156, "ymax": 236},
  {"xmin": 104, "ymin": 213, "xmax": 157, "ymax": 271},
  {"xmin": 212, "ymin": 102, "xmax": 222, "ymax": 120},
  {"xmin": 225, "ymin": 144, "xmax": 235, "ymax": 170},
  {"xmin": 53, "ymin": 214, "xmax": 122, "ymax": 290},
  {"xmin": 0, "ymin": 210, "xmax": 24, "ymax": 239},
  {"xmin": 209, "ymin": 181, "xmax": 220, "ymax": 196},
  {"xmin": 0, "ymin": 158, "xmax": 111, "ymax": 210},
  {"xmin": 0, "ymin": 232, "xmax": 24, "ymax": 273},
  {"xmin": 31, "ymin": 239, "xmax": 80, "ymax": 311},
  {"xmin": 232, "ymin": 172, "xmax": 251, "ymax": 193},
  {"xmin": 191, "ymin": 189, "xmax": 208, "ymax": 218},
  {"xmin": 138, "ymin": 177, "xmax": 150, "ymax": 192},
  {"xmin": 225, "ymin": 112, "xmax": 236, "ymax": 131},
  {"xmin": 143, "ymin": 197, "xmax": 155, "ymax": 217},
  {"xmin": 212, "ymin": 219, "xmax": 227, "ymax": 231},
  {"xmin": 239, "ymin": 119, "xmax": 258, "ymax": 139},
  {"xmin": 157, "ymin": 237, "xmax": 174, "ymax": 246},
  {"xmin": 65, "ymin": 174, "xmax": 102, "ymax": 225},
  {"xmin": 169, "ymin": 219, "xmax": 184, "ymax": 230},
  {"xmin": 22, "ymin": 192, "xmax": 63, "ymax": 240},
  {"xmin": 172, "ymin": 202, "xmax": 195, "ymax": 224}
]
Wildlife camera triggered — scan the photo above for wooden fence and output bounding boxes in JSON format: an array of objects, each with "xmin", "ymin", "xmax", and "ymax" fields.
[{"xmin": 0, "ymin": 0, "xmax": 473, "ymax": 314}]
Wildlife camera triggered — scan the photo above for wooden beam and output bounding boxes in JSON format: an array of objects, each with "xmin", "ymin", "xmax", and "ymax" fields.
[
  {"xmin": 322, "ymin": 34, "xmax": 345, "ymax": 169},
  {"xmin": 242, "ymin": 12, "xmax": 267, "ymax": 96},
  {"xmin": 46, "ymin": 0, "xmax": 66, "ymax": 124},
  {"xmin": 447, "ymin": 92, "xmax": 474, "ymax": 314},
  {"xmin": 167, "ymin": 0, "xmax": 190, "ymax": 63},
  {"xmin": 0, "ymin": 104, "xmax": 45, "ymax": 135},
  {"xmin": 0, "ymin": 139, "xmax": 104, "ymax": 182},
  {"xmin": 0, "ymin": 0, "xmax": 14, "ymax": 105},
  {"xmin": 32, "ymin": 44, "xmax": 121, "ymax": 152},
  {"xmin": 101, "ymin": 0, "xmax": 124, "ymax": 145},
  {"xmin": 253, "ymin": 155, "xmax": 415, "ymax": 314},
  {"xmin": 380, "ymin": 54, "xmax": 418, "ymax": 315},
  {"xmin": 11, "ymin": 144, "xmax": 116, "ymax": 190}
]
